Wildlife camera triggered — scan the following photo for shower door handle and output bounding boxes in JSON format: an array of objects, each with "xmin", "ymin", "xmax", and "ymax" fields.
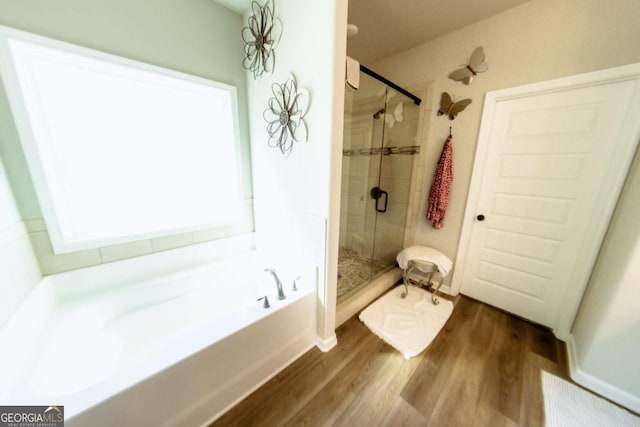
[
  {"xmin": 376, "ymin": 190, "xmax": 388, "ymax": 213},
  {"xmin": 377, "ymin": 190, "xmax": 388, "ymax": 213},
  {"xmin": 370, "ymin": 186, "xmax": 388, "ymax": 213}
]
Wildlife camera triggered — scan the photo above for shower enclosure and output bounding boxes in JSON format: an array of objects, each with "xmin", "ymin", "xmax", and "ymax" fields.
[{"xmin": 338, "ymin": 69, "xmax": 421, "ymax": 304}]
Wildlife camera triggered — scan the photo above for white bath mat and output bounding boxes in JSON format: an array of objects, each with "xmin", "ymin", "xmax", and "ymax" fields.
[
  {"xmin": 542, "ymin": 371, "xmax": 640, "ymax": 427},
  {"xmin": 359, "ymin": 286, "xmax": 453, "ymax": 359}
]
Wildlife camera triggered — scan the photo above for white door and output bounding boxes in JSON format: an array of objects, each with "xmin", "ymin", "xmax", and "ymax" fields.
[{"xmin": 455, "ymin": 66, "xmax": 640, "ymax": 331}]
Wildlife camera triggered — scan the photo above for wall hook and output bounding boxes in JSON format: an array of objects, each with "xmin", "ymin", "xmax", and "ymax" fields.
[{"xmin": 449, "ymin": 126, "xmax": 452, "ymax": 137}]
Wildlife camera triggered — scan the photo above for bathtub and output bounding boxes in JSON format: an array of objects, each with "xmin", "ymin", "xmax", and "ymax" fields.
[{"xmin": 0, "ymin": 235, "xmax": 317, "ymax": 426}]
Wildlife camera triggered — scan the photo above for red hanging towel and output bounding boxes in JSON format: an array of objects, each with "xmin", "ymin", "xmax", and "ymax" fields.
[{"xmin": 426, "ymin": 135, "xmax": 453, "ymax": 229}]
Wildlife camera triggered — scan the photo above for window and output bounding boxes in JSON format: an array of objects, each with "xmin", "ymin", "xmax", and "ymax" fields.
[{"xmin": 0, "ymin": 26, "xmax": 243, "ymax": 253}]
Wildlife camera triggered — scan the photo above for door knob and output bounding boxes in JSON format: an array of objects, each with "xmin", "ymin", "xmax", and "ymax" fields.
[{"xmin": 476, "ymin": 214, "xmax": 485, "ymax": 221}]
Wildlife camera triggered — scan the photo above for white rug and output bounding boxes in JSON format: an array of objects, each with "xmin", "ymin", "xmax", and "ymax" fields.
[
  {"xmin": 359, "ymin": 286, "xmax": 453, "ymax": 359},
  {"xmin": 542, "ymin": 371, "xmax": 640, "ymax": 427}
]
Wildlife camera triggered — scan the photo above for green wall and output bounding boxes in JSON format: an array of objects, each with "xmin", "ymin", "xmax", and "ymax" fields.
[{"xmin": 0, "ymin": 0, "xmax": 254, "ymax": 274}]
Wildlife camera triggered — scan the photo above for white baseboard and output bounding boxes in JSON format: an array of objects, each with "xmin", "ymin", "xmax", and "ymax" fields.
[
  {"xmin": 566, "ymin": 335, "xmax": 640, "ymax": 414},
  {"xmin": 315, "ymin": 333, "xmax": 337, "ymax": 352},
  {"xmin": 553, "ymin": 329, "xmax": 571, "ymax": 342}
]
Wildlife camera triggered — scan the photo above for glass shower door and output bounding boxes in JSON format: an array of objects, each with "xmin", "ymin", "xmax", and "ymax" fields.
[
  {"xmin": 338, "ymin": 73, "xmax": 387, "ymax": 301},
  {"xmin": 338, "ymin": 74, "xmax": 420, "ymax": 304},
  {"xmin": 371, "ymin": 91, "xmax": 420, "ymax": 272}
]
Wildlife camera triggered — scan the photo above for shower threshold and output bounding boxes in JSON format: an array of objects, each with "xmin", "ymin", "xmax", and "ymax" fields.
[{"xmin": 336, "ymin": 266, "xmax": 403, "ymax": 327}]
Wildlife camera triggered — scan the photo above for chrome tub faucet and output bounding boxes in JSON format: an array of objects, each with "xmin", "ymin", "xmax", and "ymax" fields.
[{"xmin": 264, "ymin": 268, "xmax": 286, "ymax": 300}]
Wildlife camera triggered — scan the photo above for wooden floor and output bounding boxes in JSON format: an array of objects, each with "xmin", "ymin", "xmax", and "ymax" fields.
[{"xmin": 211, "ymin": 294, "xmax": 568, "ymax": 426}]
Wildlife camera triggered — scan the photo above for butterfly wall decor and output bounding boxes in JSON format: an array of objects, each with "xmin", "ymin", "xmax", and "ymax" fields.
[
  {"xmin": 448, "ymin": 46, "xmax": 488, "ymax": 85},
  {"xmin": 437, "ymin": 92, "xmax": 472, "ymax": 120},
  {"xmin": 384, "ymin": 102, "xmax": 403, "ymax": 128}
]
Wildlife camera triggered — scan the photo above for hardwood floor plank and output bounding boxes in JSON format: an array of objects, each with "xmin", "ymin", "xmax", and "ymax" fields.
[
  {"xmin": 477, "ymin": 311, "xmax": 526, "ymax": 423},
  {"xmin": 519, "ymin": 351, "xmax": 562, "ymax": 427},
  {"xmin": 425, "ymin": 303, "xmax": 501, "ymax": 426},
  {"xmin": 211, "ymin": 296, "xmax": 569, "ymax": 427},
  {"xmin": 381, "ymin": 397, "xmax": 428, "ymax": 427},
  {"xmin": 554, "ymin": 338, "xmax": 571, "ymax": 380},
  {"xmin": 284, "ymin": 331, "xmax": 395, "ymax": 426},
  {"xmin": 211, "ymin": 319, "xmax": 369, "ymax": 426},
  {"xmin": 285, "ymin": 389, "xmax": 356, "ymax": 427},
  {"xmin": 526, "ymin": 321, "xmax": 558, "ymax": 362},
  {"xmin": 400, "ymin": 296, "xmax": 482, "ymax": 419},
  {"xmin": 473, "ymin": 402, "xmax": 519, "ymax": 427},
  {"xmin": 333, "ymin": 350, "xmax": 421, "ymax": 427}
]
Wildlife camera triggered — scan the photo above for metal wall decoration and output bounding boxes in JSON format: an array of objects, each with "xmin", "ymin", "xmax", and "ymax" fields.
[
  {"xmin": 437, "ymin": 92, "xmax": 472, "ymax": 120},
  {"xmin": 384, "ymin": 102, "xmax": 403, "ymax": 128},
  {"xmin": 242, "ymin": 0, "xmax": 283, "ymax": 80},
  {"xmin": 263, "ymin": 74, "xmax": 309, "ymax": 156},
  {"xmin": 448, "ymin": 46, "xmax": 488, "ymax": 85}
]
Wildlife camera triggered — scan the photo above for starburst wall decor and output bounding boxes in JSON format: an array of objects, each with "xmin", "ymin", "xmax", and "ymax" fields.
[
  {"xmin": 242, "ymin": 0, "xmax": 282, "ymax": 80},
  {"xmin": 263, "ymin": 74, "xmax": 309, "ymax": 156}
]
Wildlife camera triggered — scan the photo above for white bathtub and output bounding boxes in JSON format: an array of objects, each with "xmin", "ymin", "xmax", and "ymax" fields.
[{"xmin": 0, "ymin": 236, "xmax": 317, "ymax": 425}]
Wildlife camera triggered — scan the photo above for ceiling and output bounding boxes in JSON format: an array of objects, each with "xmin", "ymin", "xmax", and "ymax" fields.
[
  {"xmin": 347, "ymin": 0, "xmax": 530, "ymax": 64},
  {"xmin": 214, "ymin": 0, "xmax": 531, "ymax": 64}
]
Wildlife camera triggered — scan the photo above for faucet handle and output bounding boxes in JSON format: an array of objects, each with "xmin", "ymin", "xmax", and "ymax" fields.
[
  {"xmin": 257, "ymin": 296, "xmax": 270, "ymax": 308},
  {"xmin": 293, "ymin": 276, "xmax": 301, "ymax": 291}
]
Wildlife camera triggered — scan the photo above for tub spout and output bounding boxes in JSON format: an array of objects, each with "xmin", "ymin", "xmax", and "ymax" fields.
[{"xmin": 264, "ymin": 268, "xmax": 286, "ymax": 300}]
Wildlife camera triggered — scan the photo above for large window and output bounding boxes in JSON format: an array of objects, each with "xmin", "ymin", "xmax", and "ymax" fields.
[{"xmin": 0, "ymin": 26, "xmax": 243, "ymax": 253}]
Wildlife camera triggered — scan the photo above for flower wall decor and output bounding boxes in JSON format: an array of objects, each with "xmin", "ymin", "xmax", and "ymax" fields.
[
  {"xmin": 263, "ymin": 74, "xmax": 309, "ymax": 156},
  {"xmin": 242, "ymin": 0, "xmax": 282, "ymax": 80}
]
